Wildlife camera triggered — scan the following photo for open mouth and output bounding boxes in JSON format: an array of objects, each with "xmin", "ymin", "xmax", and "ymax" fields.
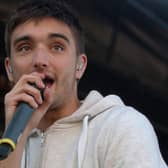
[{"xmin": 43, "ymin": 76, "xmax": 54, "ymax": 88}]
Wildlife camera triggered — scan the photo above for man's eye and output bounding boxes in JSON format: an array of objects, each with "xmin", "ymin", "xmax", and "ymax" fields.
[
  {"xmin": 51, "ymin": 44, "xmax": 64, "ymax": 52},
  {"xmin": 17, "ymin": 45, "xmax": 31, "ymax": 52}
]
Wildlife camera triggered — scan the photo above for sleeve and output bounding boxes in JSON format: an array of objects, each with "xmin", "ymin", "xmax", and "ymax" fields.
[{"xmin": 103, "ymin": 107, "xmax": 168, "ymax": 168}]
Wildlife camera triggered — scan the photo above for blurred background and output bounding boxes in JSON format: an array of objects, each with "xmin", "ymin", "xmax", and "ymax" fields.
[{"xmin": 0, "ymin": 0, "xmax": 168, "ymax": 163}]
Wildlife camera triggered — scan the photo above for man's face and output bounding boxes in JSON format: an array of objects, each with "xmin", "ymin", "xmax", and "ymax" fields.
[{"xmin": 5, "ymin": 17, "xmax": 87, "ymax": 110}]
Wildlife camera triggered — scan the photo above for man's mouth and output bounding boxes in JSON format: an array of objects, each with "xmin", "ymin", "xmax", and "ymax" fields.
[{"xmin": 43, "ymin": 76, "xmax": 55, "ymax": 88}]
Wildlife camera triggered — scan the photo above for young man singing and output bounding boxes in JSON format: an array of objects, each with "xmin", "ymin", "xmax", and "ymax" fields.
[{"xmin": 0, "ymin": 0, "xmax": 167, "ymax": 167}]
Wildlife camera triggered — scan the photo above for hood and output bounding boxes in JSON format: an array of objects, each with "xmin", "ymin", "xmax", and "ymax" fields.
[
  {"xmin": 27, "ymin": 90, "xmax": 125, "ymax": 168},
  {"xmin": 56, "ymin": 90, "xmax": 125, "ymax": 168},
  {"xmin": 57, "ymin": 90, "xmax": 125, "ymax": 124}
]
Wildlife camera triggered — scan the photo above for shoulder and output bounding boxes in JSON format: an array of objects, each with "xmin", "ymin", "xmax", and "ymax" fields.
[
  {"xmin": 99, "ymin": 106, "xmax": 167, "ymax": 167},
  {"xmin": 106, "ymin": 105, "xmax": 154, "ymax": 129},
  {"xmin": 101, "ymin": 105, "xmax": 157, "ymax": 142}
]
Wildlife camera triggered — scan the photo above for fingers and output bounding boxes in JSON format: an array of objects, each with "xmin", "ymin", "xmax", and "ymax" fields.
[
  {"xmin": 18, "ymin": 73, "xmax": 45, "ymax": 90},
  {"xmin": 12, "ymin": 93, "xmax": 39, "ymax": 109},
  {"xmin": 13, "ymin": 73, "xmax": 45, "ymax": 100},
  {"xmin": 23, "ymin": 83, "xmax": 43, "ymax": 105},
  {"xmin": 5, "ymin": 72, "xmax": 46, "ymax": 119}
]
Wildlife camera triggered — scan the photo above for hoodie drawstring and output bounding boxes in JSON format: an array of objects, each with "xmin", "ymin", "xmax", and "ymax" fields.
[{"xmin": 77, "ymin": 115, "xmax": 89, "ymax": 168}]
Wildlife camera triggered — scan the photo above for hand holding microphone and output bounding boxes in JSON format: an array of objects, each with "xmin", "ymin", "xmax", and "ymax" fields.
[{"xmin": 0, "ymin": 74, "xmax": 45, "ymax": 160}]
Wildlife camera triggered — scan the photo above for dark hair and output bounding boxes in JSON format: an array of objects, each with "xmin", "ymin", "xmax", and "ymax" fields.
[{"xmin": 5, "ymin": 0, "xmax": 85, "ymax": 57}]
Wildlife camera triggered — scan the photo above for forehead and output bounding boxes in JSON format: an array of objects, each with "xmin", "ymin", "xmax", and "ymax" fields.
[{"xmin": 11, "ymin": 17, "xmax": 75, "ymax": 43}]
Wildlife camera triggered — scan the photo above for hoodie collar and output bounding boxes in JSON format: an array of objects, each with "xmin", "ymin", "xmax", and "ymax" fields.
[{"xmin": 55, "ymin": 90, "xmax": 124, "ymax": 124}]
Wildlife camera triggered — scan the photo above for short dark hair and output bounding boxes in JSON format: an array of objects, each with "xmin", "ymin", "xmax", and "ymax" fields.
[{"xmin": 5, "ymin": 0, "xmax": 85, "ymax": 57}]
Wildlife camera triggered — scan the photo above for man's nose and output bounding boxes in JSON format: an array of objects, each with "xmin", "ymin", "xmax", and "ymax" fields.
[{"xmin": 32, "ymin": 48, "xmax": 49, "ymax": 70}]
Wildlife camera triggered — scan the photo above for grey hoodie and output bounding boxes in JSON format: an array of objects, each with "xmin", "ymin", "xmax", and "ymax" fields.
[{"xmin": 21, "ymin": 90, "xmax": 168, "ymax": 168}]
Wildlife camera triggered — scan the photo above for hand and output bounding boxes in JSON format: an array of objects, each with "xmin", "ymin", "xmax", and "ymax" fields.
[{"xmin": 4, "ymin": 72, "xmax": 52, "ymax": 133}]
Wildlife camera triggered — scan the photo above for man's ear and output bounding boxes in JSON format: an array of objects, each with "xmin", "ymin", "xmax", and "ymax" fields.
[
  {"xmin": 76, "ymin": 54, "xmax": 87, "ymax": 80},
  {"xmin": 5, "ymin": 57, "xmax": 14, "ymax": 82}
]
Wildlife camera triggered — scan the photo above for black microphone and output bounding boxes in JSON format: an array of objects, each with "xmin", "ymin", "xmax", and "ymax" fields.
[{"xmin": 0, "ymin": 85, "xmax": 44, "ymax": 160}]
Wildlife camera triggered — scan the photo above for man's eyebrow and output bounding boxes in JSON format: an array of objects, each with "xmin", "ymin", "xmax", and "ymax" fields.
[
  {"xmin": 13, "ymin": 33, "xmax": 70, "ymax": 46},
  {"xmin": 13, "ymin": 36, "xmax": 32, "ymax": 46},
  {"xmin": 49, "ymin": 33, "xmax": 70, "ymax": 44}
]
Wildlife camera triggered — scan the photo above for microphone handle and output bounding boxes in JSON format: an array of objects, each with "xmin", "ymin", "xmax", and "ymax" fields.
[{"xmin": 0, "ymin": 103, "xmax": 34, "ymax": 160}]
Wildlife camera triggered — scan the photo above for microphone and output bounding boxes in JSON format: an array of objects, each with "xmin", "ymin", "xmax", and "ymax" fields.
[{"xmin": 0, "ymin": 85, "xmax": 44, "ymax": 160}]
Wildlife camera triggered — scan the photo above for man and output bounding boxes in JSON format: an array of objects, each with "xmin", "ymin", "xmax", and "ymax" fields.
[{"xmin": 0, "ymin": 0, "xmax": 167, "ymax": 167}]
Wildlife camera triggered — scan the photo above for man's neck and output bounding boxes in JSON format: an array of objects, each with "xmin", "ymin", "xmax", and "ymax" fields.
[{"xmin": 37, "ymin": 99, "xmax": 81, "ymax": 132}]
